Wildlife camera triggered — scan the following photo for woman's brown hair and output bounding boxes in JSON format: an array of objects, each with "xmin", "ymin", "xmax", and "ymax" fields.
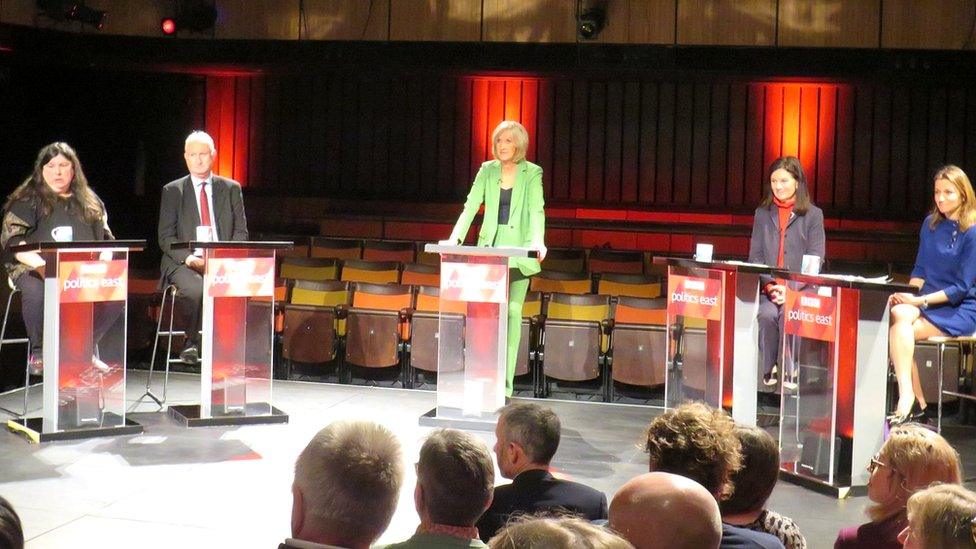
[{"xmin": 3, "ymin": 142, "xmax": 104, "ymax": 224}]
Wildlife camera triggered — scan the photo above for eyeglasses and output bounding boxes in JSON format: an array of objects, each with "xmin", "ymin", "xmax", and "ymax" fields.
[{"xmin": 867, "ymin": 455, "xmax": 890, "ymax": 474}]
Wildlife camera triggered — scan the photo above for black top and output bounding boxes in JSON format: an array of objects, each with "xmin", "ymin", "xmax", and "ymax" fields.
[
  {"xmin": 476, "ymin": 469, "xmax": 608, "ymax": 542},
  {"xmin": 2, "ymin": 196, "xmax": 112, "ymax": 278},
  {"xmin": 497, "ymin": 186, "xmax": 513, "ymax": 226}
]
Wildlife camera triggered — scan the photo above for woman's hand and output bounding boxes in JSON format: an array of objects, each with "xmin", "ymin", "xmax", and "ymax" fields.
[
  {"xmin": 889, "ymin": 292, "xmax": 922, "ymax": 307},
  {"xmin": 767, "ymin": 283, "xmax": 786, "ymax": 305}
]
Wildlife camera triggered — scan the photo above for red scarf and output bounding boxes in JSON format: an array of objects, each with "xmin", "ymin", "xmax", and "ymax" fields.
[{"xmin": 772, "ymin": 195, "xmax": 795, "ymax": 268}]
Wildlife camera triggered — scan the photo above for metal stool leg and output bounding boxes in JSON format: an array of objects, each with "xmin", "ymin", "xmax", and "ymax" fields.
[
  {"xmin": 137, "ymin": 285, "xmax": 182, "ymax": 408},
  {"xmin": 0, "ymin": 287, "xmax": 34, "ymax": 418},
  {"xmin": 937, "ymin": 341, "xmax": 945, "ymax": 432}
]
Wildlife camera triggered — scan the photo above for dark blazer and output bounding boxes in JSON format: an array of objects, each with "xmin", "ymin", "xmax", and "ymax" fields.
[
  {"xmin": 748, "ymin": 203, "xmax": 825, "ymax": 284},
  {"xmin": 475, "ymin": 469, "xmax": 608, "ymax": 542},
  {"xmin": 722, "ymin": 524, "xmax": 785, "ymax": 549},
  {"xmin": 157, "ymin": 175, "xmax": 248, "ymax": 278}
]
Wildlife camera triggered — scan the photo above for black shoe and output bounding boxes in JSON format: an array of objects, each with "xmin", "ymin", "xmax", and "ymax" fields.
[
  {"xmin": 909, "ymin": 400, "xmax": 930, "ymax": 423},
  {"xmin": 28, "ymin": 352, "xmax": 43, "ymax": 376},
  {"xmin": 763, "ymin": 365, "xmax": 778, "ymax": 386},
  {"xmin": 179, "ymin": 344, "xmax": 199, "ymax": 364}
]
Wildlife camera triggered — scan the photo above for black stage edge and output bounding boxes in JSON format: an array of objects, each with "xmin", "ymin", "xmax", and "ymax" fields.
[
  {"xmin": 780, "ymin": 470, "xmax": 867, "ymax": 499},
  {"xmin": 6, "ymin": 414, "xmax": 142, "ymax": 443},
  {"xmin": 419, "ymin": 408, "xmax": 498, "ymax": 432},
  {"xmin": 169, "ymin": 403, "xmax": 289, "ymax": 428}
]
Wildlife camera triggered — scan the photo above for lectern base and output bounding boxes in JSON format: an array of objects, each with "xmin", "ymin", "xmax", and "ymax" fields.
[
  {"xmin": 419, "ymin": 407, "xmax": 498, "ymax": 432},
  {"xmin": 169, "ymin": 403, "xmax": 289, "ymax": 428},
  {"xmin": 779, "ymin": 470, "xmax": 866, "ymax": 499},
  {"xmin": 6, "ymin": 415, "xmax": 143, "ymax": 443}
]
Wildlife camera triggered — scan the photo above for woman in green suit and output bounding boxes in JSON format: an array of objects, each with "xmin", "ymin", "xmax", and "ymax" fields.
[{"xmin": 447, "ymin": 120, "xmax": 547, "ymax": 397}]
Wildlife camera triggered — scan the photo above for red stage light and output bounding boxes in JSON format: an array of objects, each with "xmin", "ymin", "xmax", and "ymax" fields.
[{"xmin": 161, "ymin": 18, "xmax": 177, "ymax": 35}]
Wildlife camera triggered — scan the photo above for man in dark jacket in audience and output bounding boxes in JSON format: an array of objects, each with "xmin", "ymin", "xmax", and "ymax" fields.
[{"xmin": 476, "ymin": 403, "xmax": 608, "ymax": 541}]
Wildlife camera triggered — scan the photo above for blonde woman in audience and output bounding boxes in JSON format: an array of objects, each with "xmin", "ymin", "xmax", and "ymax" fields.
[
  {"xmin": 898, "ymin": 483, "xmax": 976, "ymax": 548},
  {"xmin": 488, "ymin": 515, "xmax": 633, "ymax": 549},
  {"xmin": 834, "ymin": 424, "xmax": 962, "ymax": 549}
]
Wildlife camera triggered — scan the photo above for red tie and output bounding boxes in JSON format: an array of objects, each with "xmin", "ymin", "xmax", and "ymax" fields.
[{"xmin": 199, "ymin": 183, "xmax": 211, "ymax": 227}]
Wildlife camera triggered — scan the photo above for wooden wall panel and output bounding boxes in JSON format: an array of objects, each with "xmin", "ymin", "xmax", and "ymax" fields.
[
  {"xmin": 593, "ymin": 0, "xmax": 676, "ymax": 44},
  {"xmin": 302, "ymin": 0, "xmax": 389, "ymax": 41},
  {"xmin": 216, "ymin": 0, "xmax": 299, "ymax": 40},
  {"xmin": 677, "ymin": 0, "xmax": 776, "ymax": 46},
  {"xmin": 777, "ymin": 0, "xmax": 880, "ymax": 48},
  {"xmin": 482, "ymin": 0, "xmax": 576, "ymax": 43},
  {"xmin": 390, "ymin": 0, "xmax": 481, "ymax": 42},
  {"xmin": 882, "ymin": 0, "xmax": 975, "ymax": 50}
]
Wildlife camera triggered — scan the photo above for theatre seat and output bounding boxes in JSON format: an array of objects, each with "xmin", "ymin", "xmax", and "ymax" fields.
[
  {"xmin": 400, "ymin": 262, "xmax": 440, "ymax": 287},
  {"xmin": 362, "ymin": 239, "xmax": 416, "ymax": 264},
  {"xmin": 311, "ymin": 237, "xmax": 362, "ymax": 260},
  {"xmin": 588, "ymin": 248, "xmax": 644, "ymax": 276},
  {"xmin": 596, "ymin": 272, "xmax": 661, "ymax": 299},
  {"xmin": 343, "ymin": 282, "xmax": 414, "ymax": 386},
  {"xmin": 607, "ymin": 296, "xmax": 668, "ymax": 398},
  {"xmin": 530, "ymin": 270, "xmax": 592, "ymax": 295},
  {"xmin": 538, "ymin": 292, "xmax": 612, "ymax": 401},
  {"xmin": 279, "ymin": 257, "xmax": 340, "ymax": 283},
  {"xmin": 404, "ymin": 285, "xmax": 466, "ymax": 384},
  {"xmin": 280, "ymin": 280, "xmax": 350, "ymax": 376},
  {"xmin": 340, "ymin": 259, "xmax": 401, "ymax": 284},
  {"xmin": 540, "ymin": 248, "xmax": 586, "ymax": 273}
]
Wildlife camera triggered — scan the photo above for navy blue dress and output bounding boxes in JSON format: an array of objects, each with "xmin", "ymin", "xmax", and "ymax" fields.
[{"xmin": 910, "ymin": 215, "xmax": 976, "ymax": 336}]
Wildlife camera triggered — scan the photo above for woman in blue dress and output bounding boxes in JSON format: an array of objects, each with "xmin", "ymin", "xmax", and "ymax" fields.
[{"xmin": 888, "ymin": 165, "xmax": 976, "ymax": 424}]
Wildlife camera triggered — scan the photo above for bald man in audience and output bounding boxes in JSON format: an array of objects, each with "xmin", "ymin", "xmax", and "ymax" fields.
[
  {"xmin": 284, "ymin": 420, "xmax": 404, "ymax": 549},
  {"xmin": 610, "ymin": 472, "xmax": 722, "ymax": 549}
]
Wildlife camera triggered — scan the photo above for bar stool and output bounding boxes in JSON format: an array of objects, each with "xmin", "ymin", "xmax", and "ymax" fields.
[
  {"xmin": 930, "ymin": 334, "xmax": 976, "ymax": 431},
  {"xmin": 0, "ymin": 278, "xmax": 33, "ymax": 417},
  {"xmin": 137, "ymin": 284, "xmax": 184, "ymax": 408}
]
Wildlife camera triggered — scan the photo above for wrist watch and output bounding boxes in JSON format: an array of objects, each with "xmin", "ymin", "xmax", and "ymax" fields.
[{"xmin": 920, "ymin": 295, "xmax": 929, "ymax": 310}]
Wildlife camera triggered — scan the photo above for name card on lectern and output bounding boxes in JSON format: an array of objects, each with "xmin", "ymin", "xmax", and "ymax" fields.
[
  {"xmin": 58, "ymin": 260, "xmax": 127, "ymax": 303},
  {"xmin": 206, "ymin": 257, "xmax": 275, "ymax": 297},
  {"xmin": 784, "ymin": 291, "xmax": 837, "ymax": 342},
  {"xmin": 667, "ymin": 274, "xmax": 722, "ymax": 321},
  {"xmin": 440, "ymin": 261, "xmax": 508, "ymax": 304}
]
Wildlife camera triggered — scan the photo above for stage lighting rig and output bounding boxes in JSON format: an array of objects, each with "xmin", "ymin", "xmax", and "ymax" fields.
[
  {"xmin": 160, "ymin": 0, "xmax": 217, "ymax": 35},
  {"xmin": 576, "ymin": 1, "xmax": 607, "ymax": 40},
  {"xmin": 36, "ymin": 0, "xmax": 107, "ymax": 30}
]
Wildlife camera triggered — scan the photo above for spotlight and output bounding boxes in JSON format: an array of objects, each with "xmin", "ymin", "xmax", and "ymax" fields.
[
  {"xmin": 160, "ymin": 0, "xmax": 217, "ymax": 35},
  {"xmin": 577, "ymin": 6, "xmax": 606, "ymax": 40},
  {"xmin": 36, "ymin": 0, "xmax": 107, "ymax": 30}
]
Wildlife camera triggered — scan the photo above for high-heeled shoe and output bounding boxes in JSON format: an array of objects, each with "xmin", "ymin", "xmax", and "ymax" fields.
[
  {"xmin": 909, "ymin": 400, "xmax": 931, "ymax": 422},
  {"xmin": 887, "ymin": 411, "xmax": 910, "ymax": 426}
]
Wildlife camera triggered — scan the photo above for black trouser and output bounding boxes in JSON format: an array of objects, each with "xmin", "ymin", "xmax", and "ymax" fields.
[
  {"xmin": 757, "ymin": 296, "xmax": 783, "ymax": 376},
  {"xmin": 14, "ymin": 270, "xmax": 124, "ymax": 356},
  {"xmin": 167, "ymin": 265, "xmax": 203, "ymax": 346}
]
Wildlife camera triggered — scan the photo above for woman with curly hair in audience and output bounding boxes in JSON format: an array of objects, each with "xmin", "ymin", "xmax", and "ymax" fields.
[{"xmin": 834, "ymin": 424, "xmax": 962, "ymax": 548}]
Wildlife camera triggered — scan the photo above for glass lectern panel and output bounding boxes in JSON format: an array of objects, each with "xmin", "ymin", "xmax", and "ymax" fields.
[
  {"xmin": 665, "ymin": 265, "xmax": 727, "ymax": 409},
  {"xmin": 54, "ymin": 250, "xmax": 129, "ymax": 431},
  {"xmin": 436, "ymin": 253, "xmax": 508, "ymax": 421}
]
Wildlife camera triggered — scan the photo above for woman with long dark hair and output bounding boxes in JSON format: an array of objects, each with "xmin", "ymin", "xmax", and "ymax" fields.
[
  {"xmin": 747, "ymin": 156, "xmax": 825, "ymax": 387},
  {"xmin": 1, "ymin": 142, "xmax": 114, "ymax": 374}
]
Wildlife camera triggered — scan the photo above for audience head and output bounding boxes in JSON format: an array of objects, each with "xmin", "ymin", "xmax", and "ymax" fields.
[
  {"xmin": 488, "ymin": 515, "xmax": 634, "ymax": 549},
  {"xmin": 643, "ymin": 401, "xmax": 742, "ymax": 500},
  {"xmin": 899, "ymin": 483, "xmax": 976, "ymax": 549},
  {"xmin": 494, "ymin": 403, "xmax": 561, "ymax": 479},
  {"xmin": 415, "ymin": 429, "xmax": 494, "ymax": 527},
  {"xmin": 609, "ymin": 472, "xmax": 722, "ymax": 549},
  {"xmin": 930, "ymin": 164, "xmax": 976, "ymax": 231},
  {"xmin": 291, "ymin": 420, "xmax": 403, "ymax": 549},
  {"xmin": 866, "ymin": 423, "xmax": 962, "ymax": 522},
  {"xmin": 762, "ymin": 155, "xmax": 811, "ymax": 214},
  {"xmin": 0, "ymin": 496, "xmax": 24, "ymax": 549},
  {"xmin": 183, "ymin": 130, "xmax": 217, "ymax": 179},
  {"xmin": 491, "ymin": 120, "xmax": 529, "ymax": 164},
  {"xmin": 719, "ymin": 425, "xmax": 780, "ymax": 517}
]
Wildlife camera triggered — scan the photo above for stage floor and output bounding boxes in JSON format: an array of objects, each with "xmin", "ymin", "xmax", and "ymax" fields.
[{"xmin": 0, "ymin": 373, "xmax": 973, "ymax": 549}]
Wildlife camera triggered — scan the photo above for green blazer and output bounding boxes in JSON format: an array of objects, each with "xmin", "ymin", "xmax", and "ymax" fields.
[{"xmin": 449, "ymin": 159, "xmax": 546, "ymax": 277}]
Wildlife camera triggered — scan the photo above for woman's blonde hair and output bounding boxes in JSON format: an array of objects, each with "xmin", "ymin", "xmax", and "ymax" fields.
[
  {"xmin": 905, "ymin": 483, "xmax": 976, "ymax": 549},
  {"xmin": 488, "ymin": 515, "xmax": 634, "ymax": 549},
  {"xmin": 867, "ymin": 424, "xmax": 963, "ymax": 522},
  {"xmin": 929, "ymin": 165, "xmax": 976, "ymax": 232},
  {"xmin": 491, "ymin": 120, "xmax": 529, "ymax": 163}
]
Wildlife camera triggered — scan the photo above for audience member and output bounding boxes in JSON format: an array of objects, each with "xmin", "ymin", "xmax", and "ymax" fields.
[
  {"xmin": 476, "ymin": 403, "xmax": 608, "ymax": 541},
  {"xmin": 644, "ymin": 402, "xmax": 783, "ymax": 549},
  {"xmin": 720, "ymin": 426, "xmax": 806, "ymax": 549},
  {"xmin": 899, "ymin": 483, "xmax": 976, "ymax": 549},
  {"xmin": 834, "ymin": 423, "xmax": 962, "ymax": 549},
  {"xmin": 383, "ymin": 429, "xmax": 494, "ymax": 548},
  {"xmin": 609, "ymin": 472, "xmax": 722, "ymax": 549},
  {"xmin": 488, "ymin": 515, "xmax": 633, "ymax": 549},
  {"xmin": 285, "ymin": 421, "xmax": 403, "ymax": 549},
  {"xmin": 0, "ymin": 496, "xmax": 24, "ymax": 549}
]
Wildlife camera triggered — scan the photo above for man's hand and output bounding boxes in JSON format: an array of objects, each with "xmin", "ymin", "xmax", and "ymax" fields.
[
  {"xmin": 767, "ymin": 283, "xmax": 786, "ymax": 305},
  {"xmin": 186, "ymin": 255, "xmax": 205, "ymax": 274}
]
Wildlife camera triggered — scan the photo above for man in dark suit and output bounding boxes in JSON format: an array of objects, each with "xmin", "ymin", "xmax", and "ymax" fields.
[
  {"xmin": 158, "ymin": 131, "xmax": 248, "ymax": 363},
  {"xmin": 476, "ymin": 403, "xmax": 608, "ymax": 542}
]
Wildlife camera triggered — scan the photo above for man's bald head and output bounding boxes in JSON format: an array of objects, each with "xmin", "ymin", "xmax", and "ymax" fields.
[{"xmin": 609, "ymin": 472, "xmax": 722, "ymax": 549}]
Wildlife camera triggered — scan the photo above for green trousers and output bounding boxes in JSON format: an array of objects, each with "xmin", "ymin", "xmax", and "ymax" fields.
[{"xmin": 505, "ymin": 269, "xmax": 531, "ymax": 397}]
